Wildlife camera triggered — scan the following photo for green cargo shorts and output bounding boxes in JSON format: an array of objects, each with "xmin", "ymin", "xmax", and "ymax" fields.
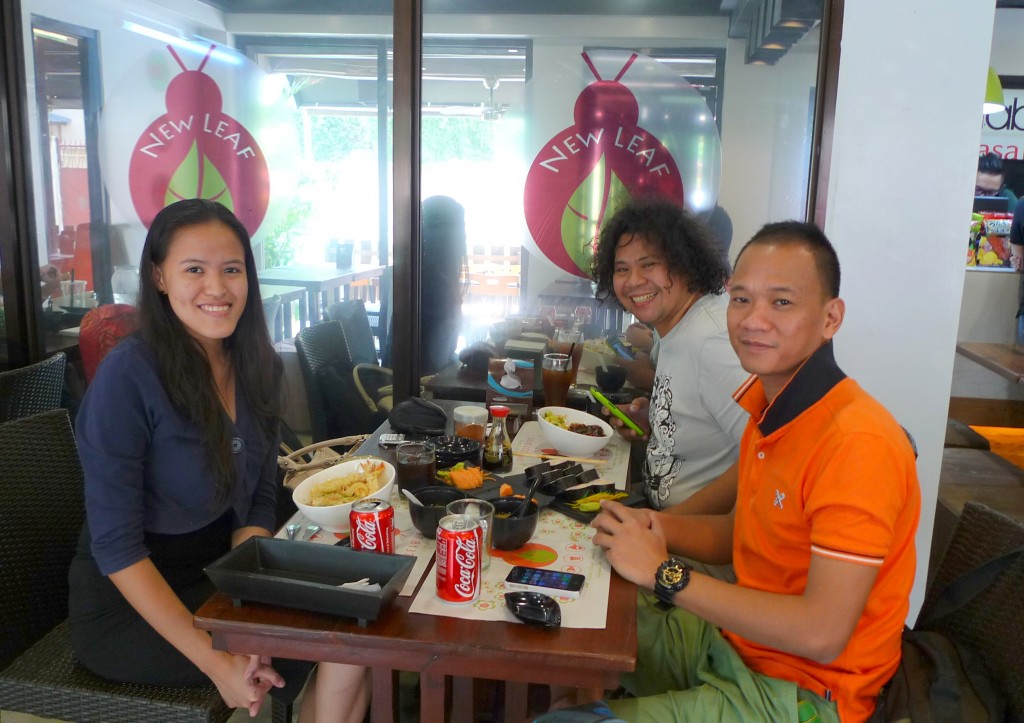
[{"xmin": 606, "ymin": 592, "xmax": 840, "ymax": 723}]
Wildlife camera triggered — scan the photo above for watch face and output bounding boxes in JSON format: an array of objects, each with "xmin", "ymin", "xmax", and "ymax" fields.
[{"xmin": 659, "ymin": 563, "xmax": 685, "ymax": 587}]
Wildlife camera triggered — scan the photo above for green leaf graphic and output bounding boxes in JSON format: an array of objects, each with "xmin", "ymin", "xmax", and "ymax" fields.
[
  {"xmin": 165, "ymin": 141, "xmax": 234, "ymax": 211},
  {"xmin": 561, "ymin": 155, "xmax": 630, "ymax": 274}
]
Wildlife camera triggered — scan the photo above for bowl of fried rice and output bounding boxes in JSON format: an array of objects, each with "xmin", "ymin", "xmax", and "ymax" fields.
[{"xmin": 292, "ymin": 456, "xmax": 396, "ymax": 533}]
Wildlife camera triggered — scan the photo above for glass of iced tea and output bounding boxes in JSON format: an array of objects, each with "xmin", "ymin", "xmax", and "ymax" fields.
[
  {"xmin": 542, "ymin": 353, "xmax": 573, "ymax": 407},
  {"xmin": 553, "ymin": 327, "xmax": 584, "ymax": 385},
  {"xmin": 395, "ymin": 442, "xmax": 436, "ymax": 492}
]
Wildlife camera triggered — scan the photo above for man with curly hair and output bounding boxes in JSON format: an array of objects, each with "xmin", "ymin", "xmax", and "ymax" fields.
[{"xmin": 592, "ymin": 197, "xmax": 748, "ymax": 511}]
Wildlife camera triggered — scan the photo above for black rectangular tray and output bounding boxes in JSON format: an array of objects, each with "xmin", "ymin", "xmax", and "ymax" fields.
[
  {"xmin": 548, "ymin": 489, "xmax": 647, "ymax": 524},
  {"xmin": 205, "ymin": 537, "xmax": 416, "ymax": 626}
]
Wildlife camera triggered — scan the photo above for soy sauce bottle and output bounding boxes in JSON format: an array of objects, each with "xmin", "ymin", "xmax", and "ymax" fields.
[{"xmin": 483, "ymin": 405, "xmax": 513, "ymax": 472}]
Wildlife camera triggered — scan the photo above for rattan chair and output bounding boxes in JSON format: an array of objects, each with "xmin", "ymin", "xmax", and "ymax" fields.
[
  {"xmin": 0, "ymin": 352, "xmax": 66, "ymax": 423},
  {"xmin": 916, "ymin": 501, "xmax": 1024, "ymax": 718},
  {"xmin": 0, "ymin": 410, "xmax": 234, "ymax": 722}
]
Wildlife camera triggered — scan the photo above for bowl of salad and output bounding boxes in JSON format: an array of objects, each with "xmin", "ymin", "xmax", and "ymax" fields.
[{"xmin": 536, "ymin": 407, "xmax": 613, "ymax": 458}]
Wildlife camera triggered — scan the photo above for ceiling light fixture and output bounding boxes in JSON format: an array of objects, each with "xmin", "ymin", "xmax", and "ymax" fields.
[{"xmin": 984, "ymin": 66, "xmax": 1006, "ymax": 116}]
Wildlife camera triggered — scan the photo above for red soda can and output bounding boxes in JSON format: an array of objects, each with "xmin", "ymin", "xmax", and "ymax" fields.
[
  {"xmin": 436, "ymin": 514, "xmax": 481, "ymax": 604},
  {"xmin": 349, "ymin": 499, "xmax": 395, "ymax": 553}
]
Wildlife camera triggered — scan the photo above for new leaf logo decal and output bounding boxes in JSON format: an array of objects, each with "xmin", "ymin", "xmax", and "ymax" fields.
[
  {"xmin": 128, "ymin": 45, "xmax": 271, "ymax": 234},
  {"xmin": 524, "ymin": 52, "xmax": 684, "ymax": 278}
]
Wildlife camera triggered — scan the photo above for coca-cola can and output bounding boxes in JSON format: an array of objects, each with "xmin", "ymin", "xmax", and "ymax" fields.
[
  {"xmin": 349, "ymin": 499, "xmax": 395, "ymax": 553},
  {"xmin": 436, "ymin": 514, "xmax": 481, "ymax": 604}
]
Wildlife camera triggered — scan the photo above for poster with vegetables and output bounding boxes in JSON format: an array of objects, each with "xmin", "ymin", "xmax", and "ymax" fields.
[{"xmin": 523, "ymin": 49, "xmax": 722, "ymax": 278}]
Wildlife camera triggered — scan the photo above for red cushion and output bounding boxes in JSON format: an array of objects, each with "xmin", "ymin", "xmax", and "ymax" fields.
[{"xmin": 80, "ymin": 304, "xmax": 138, "ymax": 383}]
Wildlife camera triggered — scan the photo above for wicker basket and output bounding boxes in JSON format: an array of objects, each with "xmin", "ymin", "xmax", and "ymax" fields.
[{"xmin": 278, "ymin": 435, "xmax": 370, "ymax": 490}]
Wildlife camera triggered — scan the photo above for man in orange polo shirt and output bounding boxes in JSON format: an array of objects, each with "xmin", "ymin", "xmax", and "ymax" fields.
[{"xmin": 556, "ymin": 222, "xmax": 920, "ymax": 722}]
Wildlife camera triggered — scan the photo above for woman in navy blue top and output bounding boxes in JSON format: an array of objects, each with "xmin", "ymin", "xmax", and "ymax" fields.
[{"xmin": 69, "ymin": 199, "xmax": 369, "ymax": 721}]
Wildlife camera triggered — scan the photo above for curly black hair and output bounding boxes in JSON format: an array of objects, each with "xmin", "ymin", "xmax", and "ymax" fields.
[{"xmin": 592, "ymin": 197, "xmax": 728, "ymax": 301}]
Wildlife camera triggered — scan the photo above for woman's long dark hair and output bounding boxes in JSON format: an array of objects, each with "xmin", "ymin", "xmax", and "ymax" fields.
[{"xmin": 137, "ymin": 199, "xmax": 283, "ymax": 504}]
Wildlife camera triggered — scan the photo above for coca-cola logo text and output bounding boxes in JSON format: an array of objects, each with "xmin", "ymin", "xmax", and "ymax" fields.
[
  {"xmin": 453, "ymin": 537, "xmax": 478, "ymax": 597},
  {"xmin": 354, "ymin": 518, "xmax": 378, "ymax": 549}
]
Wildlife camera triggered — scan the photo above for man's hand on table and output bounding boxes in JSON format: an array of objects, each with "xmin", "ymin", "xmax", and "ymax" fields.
[{"xmin": 590, "ymin": 500, "xmax": 663, "ymax": 591}]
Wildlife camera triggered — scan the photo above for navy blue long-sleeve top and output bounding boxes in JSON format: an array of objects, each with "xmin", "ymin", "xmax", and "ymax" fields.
[{"xmin": 76, "ymin": 336, "xmax": 278, "ymax": 576}]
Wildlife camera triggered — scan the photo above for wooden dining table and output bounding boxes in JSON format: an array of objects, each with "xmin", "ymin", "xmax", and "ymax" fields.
[
  {"xmin": 955, "ymin": 341, "xmax": 1024, "ymax": 383},
  {"xmin": 194, "ymin": 404, "xmax": 637, "ymax": 722}
]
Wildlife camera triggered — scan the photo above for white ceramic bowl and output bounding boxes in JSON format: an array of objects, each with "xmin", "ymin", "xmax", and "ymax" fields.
[
  {"xmin": 292, "ymin": 457, "xmax": 396, "ymax": 533},
  {"xmin": 536, "ymin": 406, "xmax": 614, "ymax": 458}
]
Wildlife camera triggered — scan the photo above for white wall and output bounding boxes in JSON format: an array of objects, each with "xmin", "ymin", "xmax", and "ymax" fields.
[
  {"xmin": 824, "ymin": 0, "xmax": 996, "ymax": 618},
  {"xmin": 951, "ymin": 8, "xmax": 1024, "ymax": 398}
]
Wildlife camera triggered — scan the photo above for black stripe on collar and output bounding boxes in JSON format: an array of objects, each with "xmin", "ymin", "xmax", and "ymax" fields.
[{"xmin": 758, "ymin": 341, "xmax": 847, "ymax": 437}]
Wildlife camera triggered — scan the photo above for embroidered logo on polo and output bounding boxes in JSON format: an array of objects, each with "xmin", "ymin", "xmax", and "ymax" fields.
[{"xmin": 773, "ymin": 489, "xmax": 786, "ymax": 509}]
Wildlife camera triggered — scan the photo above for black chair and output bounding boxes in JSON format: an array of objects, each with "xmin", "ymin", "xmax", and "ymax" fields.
[
  {"xmin": 296, "ymin": 302, "xmax": 391, "ymax": 442},
  {"xmin": 0, "ymin": 352, "xmax": 66, "ymax": 423},
  {"xmin": 262, "ymin": 293, "xmax": 282, "ymax": 342},
  {"xmin": 0, "ymin": 410, "xmax": 295, "ymax": 723},
  {"xmin": 914, "ymin": 501, "xmax": 1024, "ymax": 718}
]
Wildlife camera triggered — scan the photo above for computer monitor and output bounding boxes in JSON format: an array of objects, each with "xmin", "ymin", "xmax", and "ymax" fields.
[{"xmin": 974, "ymin": 196, "xmax": 1012, "ymax": 213}]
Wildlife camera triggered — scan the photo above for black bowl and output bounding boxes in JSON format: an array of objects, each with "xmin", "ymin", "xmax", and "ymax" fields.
[
  {"xmin": 408, "ymin": 485, "xmax": 469, "ymax": 538},
  {"xmin": 426, "ymin": 435, "xmax": 482, "ymax": 469},
  {"xmin": 595, "ymin": 365, "xmax": 627, "ymax": 392},
  {"xmin": 491, "ymin": 497, "xmax": 539, "ymax": 551}
]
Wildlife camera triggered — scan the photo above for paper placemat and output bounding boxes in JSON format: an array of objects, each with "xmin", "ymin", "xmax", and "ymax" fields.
[
  {"xmin": 276, "ymin": 486, "xmax": 434, "ymax": 597},
  {"xmin": 407, "ymin": 509, "xmax": 611, "ymax": 629},
  {"xmin": 510, "ymin": 421, "xmax": 631, "ymax": 488}
]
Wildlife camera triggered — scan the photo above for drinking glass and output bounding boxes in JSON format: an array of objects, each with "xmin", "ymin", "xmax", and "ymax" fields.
[
  {"xmin": 554, "ymin": 327, "xmax": 584, "ymax": 385},
  {"xmin": 542, "ymin": 353, "xmax": 573, "ymax": 407},
  {"xmin": 395, "ymin": 442, "xmax": 436, "ymax": 492},
  {"xmin": 446, "ymin": 498, "xmax": 495, "ymax": 570}
]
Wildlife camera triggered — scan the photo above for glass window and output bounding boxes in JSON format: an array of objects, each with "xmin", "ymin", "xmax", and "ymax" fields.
[
  {"xmin": 419, "ymin": 3, "xmax": 823, "ymax": 397},
  {"xmin": 10, "ymin": 0, "xmax": 826, "ymax": 401}
]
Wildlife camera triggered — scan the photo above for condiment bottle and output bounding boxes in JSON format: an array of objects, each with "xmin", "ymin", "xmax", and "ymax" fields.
[
  {"xmin": 483, "ymin": 405, "xmax": 513, "ymax": 472},
  {"xmin": 453, "ymin": 405, "xmax": 488, "ymax": 444}
]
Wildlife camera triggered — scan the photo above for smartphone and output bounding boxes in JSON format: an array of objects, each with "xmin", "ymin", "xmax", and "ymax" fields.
[
  {"xmin": 606, "ymin": 335, "xmax": 636, "ymax": 361},
  {"xmin": 377, "ymin": 433, "xmax": 406, "ymax": 448},
  {"xmin": 589, "ymin": 388, "xmax": 645, "ymax": 438},
  {"xmin": 505, "ymin": 566, "xmax": 585, "ymax": 599}
]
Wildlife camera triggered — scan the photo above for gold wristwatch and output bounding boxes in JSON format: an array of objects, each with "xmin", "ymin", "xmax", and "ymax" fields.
[{"xmin": 653, "ymin": 558, "xmax": 691, "ymax": 609}]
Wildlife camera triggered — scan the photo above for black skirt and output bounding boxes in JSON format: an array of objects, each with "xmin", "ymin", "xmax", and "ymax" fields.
[
  {"xmin": 68, "ymin": 513, "xmax": 234, "ymax": 686},
  {"xmin": 68, "ymin": 514, "xmax": 314, "ymax": 694}
]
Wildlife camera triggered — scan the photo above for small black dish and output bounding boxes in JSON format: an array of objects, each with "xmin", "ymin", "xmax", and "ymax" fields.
[
  {"xmin": 491, "ymin": 498, "xmax": 539, "ymax": 550},
  {"xmin": 427, "ymin": 435, "xmax": 482, "ymax": 469},
  {"xmin": 408, "ymin": 485, "xmax": 469, "ymax": 538},
  {"xmin": 595, "ymin": 365, "xmax": 627, "ymax": 392},
  {"xmin": 504, "ymin": 591, "xmax": 561, "ymax": 628}
]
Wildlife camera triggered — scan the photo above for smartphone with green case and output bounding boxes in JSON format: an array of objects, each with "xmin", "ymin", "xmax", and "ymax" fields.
[{"xmin": 589, "ymin": 388, "xmax": 645, "ymax": 438}]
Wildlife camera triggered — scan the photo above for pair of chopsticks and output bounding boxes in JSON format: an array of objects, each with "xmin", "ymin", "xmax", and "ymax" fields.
[{"xmin": 516, "ymin": 450, "xmax": 607, "ymax": 466}]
